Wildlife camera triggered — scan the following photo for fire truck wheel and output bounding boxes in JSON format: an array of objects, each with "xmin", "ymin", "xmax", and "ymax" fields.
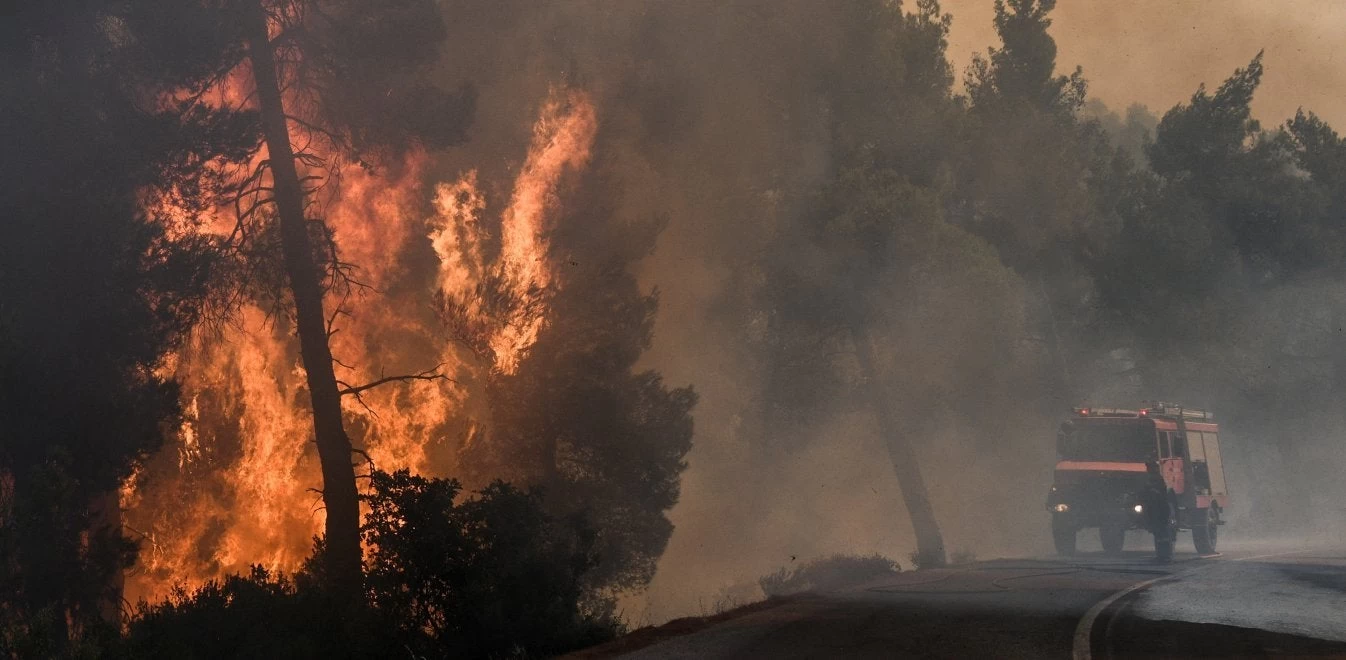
[
  {"xmin": 1100, "ymin": 524, "xmax": 1126, "ymax": 555},
  {"xmin": 1154, "ymin": 536, "xmax": 1174, "ymax": 562},
  {"xmin": 1193, "ymin": 507, "xmax": 1219, "ymax": 555},
  {"xmin": 1052, "ymin": 519, "xmax": 1077, "ymax": 556}
]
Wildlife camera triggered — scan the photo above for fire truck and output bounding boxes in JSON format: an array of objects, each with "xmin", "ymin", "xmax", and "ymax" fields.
[{"xmin": 1045, "ymin": 403, "xmax": 1229, "ymax": 558}]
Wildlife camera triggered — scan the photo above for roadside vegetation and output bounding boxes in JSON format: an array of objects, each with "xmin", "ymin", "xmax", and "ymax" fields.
[{"xmin": 760, "ymin": 555, "xmax": 903, "ymax": 597}]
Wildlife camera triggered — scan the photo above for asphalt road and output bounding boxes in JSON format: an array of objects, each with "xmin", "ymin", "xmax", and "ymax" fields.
[{"xmin": 606, "ymin": 537, "xmax": 1346, "ymax": 659}]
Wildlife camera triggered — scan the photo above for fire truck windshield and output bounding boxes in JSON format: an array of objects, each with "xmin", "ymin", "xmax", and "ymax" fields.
[{"xmin": 1058, "ymin": 424, "xmax": 1153, "ymax": 462}]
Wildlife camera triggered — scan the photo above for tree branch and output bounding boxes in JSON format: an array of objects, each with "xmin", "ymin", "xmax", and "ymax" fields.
[
  {"xmin": 344, "ymin": 386, "xmax": 378, "ymax": 419},
  {"xmin": 351, "ymin": 447, "xmax": 376, "ymax": 474},
  {"xmin": 286, "ymin": 113, "xmax": 345, "ymax": 149},
  {"xmin": 337, "ymin": 365, "xmax": 455, "ymax": 397}
]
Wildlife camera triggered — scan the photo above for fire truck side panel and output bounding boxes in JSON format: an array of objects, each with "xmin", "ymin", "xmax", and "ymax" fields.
[
  {"xmin": 1198, "ymin": 431, "xmax": 1228, "ymax": 498},
  {"xmin": 1187, "ymin": 430, "xmax": 1206, "ymax": 461},
  {"xmin": 1182, "ymin": 423, "xmax": 1230, "ymax": 510}
]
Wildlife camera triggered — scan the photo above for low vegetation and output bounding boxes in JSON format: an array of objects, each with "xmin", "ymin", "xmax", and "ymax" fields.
[
  {"xmin": 116, "ymin": 471, "xmax": 620, "ymax": 659},
  {"xmin": 759, "ymin": 554, "xmax": 902, "ymax": 597}
]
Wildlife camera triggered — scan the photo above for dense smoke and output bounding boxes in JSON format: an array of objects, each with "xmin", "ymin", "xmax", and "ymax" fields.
[
  {"xmin": 421, "ymin": 0, "xmax": 1060, "ymax": 620},
  {"xmin": 416, "ymin": 0, "xmax": 1346, "ymax": 623}
]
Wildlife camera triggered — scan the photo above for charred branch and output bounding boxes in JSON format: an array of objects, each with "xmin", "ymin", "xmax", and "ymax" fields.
[
  {"xmin": 350, "ymin": 447, "xmax": 376, "ymax": 474},
  {"xmin": 336, "ymin": 365, "xmax": 454, "ymax": 398},
  {"xmin": 286, "ymin": 113, "xmax": 345, "ymax": 148},
  {"xmin": 325, "ymin": 295, "xmax": 350, "ymax": 339}
]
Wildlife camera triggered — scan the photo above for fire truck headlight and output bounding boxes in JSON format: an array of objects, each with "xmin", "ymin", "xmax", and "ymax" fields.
[
  {"xmin": 1053, "ymin": 503, "xmax": 1070, "ymax": 513},
  {"xmin": 1133, "ymin": 504, "xmax": 1144, "ymax": 514}
]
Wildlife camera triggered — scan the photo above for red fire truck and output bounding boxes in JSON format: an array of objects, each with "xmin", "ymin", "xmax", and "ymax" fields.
[{"xmin": 1046, "ymin": 403, "xmax": 1229, "ymax": 558}]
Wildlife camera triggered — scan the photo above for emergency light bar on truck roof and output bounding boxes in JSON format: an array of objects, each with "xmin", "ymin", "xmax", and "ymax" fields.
[{"xmin": 1072, "ymin": 403, "xmax": 1214, "ymax": 420}]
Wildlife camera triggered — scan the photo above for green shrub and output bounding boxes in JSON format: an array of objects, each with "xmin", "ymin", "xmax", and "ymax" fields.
[
  {"xmin": 364, "ymin": 469, "xmax": 620, "ymax": 657},
  {"xmin": 759, "ymin": 554, "xmax": 900, "ymax": 597}
]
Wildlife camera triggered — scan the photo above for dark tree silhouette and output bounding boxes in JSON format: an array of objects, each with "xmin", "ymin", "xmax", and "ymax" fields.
[{"xmin": 0, "ymin": 3, "xmax": 256, "ymax": 653}]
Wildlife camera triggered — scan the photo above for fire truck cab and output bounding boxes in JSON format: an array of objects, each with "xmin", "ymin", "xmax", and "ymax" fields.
[{"xmin": 1046, "ymin": 403, "xmax": 1229, "ymax": 557}]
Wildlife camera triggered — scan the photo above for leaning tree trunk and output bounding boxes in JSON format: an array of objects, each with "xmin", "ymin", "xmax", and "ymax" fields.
[
  {"xmin": 851, "ymin": 323, "xmax": 947, "ymax": 568},
  {"xmin": 245, "ymin": 4, "xmax": 363, "ymax": 603},
  {"xmin": 1036, "ymin": 273, "xmax": 1073, "ymax": 406}
]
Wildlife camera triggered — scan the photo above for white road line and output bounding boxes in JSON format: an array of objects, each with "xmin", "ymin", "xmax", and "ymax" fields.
[
  {"xmin": 1071, "ymin": 549, "xmax": 1310, "ymax": 660},
  {"xmin": 1071, "ymin": 574, "xmax": 1173, "ymax": 660}
]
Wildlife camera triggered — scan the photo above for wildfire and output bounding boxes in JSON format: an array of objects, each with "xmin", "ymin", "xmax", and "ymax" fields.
[
  {"xmin": 429, "ymin": 88, "xmax": 598, "ymax": 374},
  {"xmin": 122, "ymin": 87, "xmax": 598, "ymax": 604}
]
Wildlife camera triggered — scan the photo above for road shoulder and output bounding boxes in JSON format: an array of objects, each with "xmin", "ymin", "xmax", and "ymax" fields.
[{"xmin": 561, "ymin": 594, "xmax": 814, "ymax": 659}]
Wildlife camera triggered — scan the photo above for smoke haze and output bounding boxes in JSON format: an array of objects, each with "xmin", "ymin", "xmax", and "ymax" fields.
[
  {"xmin": 419, "ymin": 0, "xmax": 1346, "ymax": 623},
  {"xmin": 420, "ymin": 1, "xmax": 1055, "ymax": 621},
  {"xmin": 109, "ymin": 0, "xmax": 1346, "ymax": 625}
]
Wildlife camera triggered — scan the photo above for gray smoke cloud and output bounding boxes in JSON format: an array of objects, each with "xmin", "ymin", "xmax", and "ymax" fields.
[{"xmin": 417, "ymin": 1, "xmax": 1040, "ymax": 623}]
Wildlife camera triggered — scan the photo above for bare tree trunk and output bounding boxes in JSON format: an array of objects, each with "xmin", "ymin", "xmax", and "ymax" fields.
[
  {"xmin": 851, "ymin": 323, "xmax": 947, "ymax": 568},
  {"xmin": 245, "ymin": 3, "xmax": 363, "ymax": 603}
]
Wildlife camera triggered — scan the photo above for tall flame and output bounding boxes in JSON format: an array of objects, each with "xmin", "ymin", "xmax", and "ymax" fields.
[
  {"xmin": 122, "ymin": 89, "xmax": 598, "ymax": 604},
  {"xmin": 430, "ymin": 89, "xmax": 598, "ymax": 374}
]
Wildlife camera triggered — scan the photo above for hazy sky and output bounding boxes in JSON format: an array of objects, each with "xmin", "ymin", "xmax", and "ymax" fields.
[{"xmin": 943, "ymin": 1, "xmax": 1346, "ymax": 128}]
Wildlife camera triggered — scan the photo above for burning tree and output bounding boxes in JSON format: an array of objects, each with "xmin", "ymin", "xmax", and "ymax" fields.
[
  {"xmin": 432, "ymin": 113, "xmax": 697, "ymax": 595},
  {"xmin": 117, "ymin": 0, "xmax": 692, "ymax": 614},
  {"xmin": 115, "ymin": 0, "xmax": 472, "ymax": 605},
  {"xmin": 239, "ymin": 0, "xmax": 365, "ymax": 604},
  {"xmin": 117, "ymin": 70, "xmax": 688, "ymax": 651}
]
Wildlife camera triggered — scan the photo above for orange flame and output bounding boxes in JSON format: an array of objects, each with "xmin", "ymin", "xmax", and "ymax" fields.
[
  {"xmin": 122, "ymin": 88, "xmax": 599, "ymax": 604},
  {"xmin": 429, "ymin": 89, "xmax": 598, "ymax": 373}
]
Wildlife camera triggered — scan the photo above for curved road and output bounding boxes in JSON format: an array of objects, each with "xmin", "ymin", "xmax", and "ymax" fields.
[{"xmin": 602, "ymin": 539, "xmax": 1346, "ymax": 659}]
